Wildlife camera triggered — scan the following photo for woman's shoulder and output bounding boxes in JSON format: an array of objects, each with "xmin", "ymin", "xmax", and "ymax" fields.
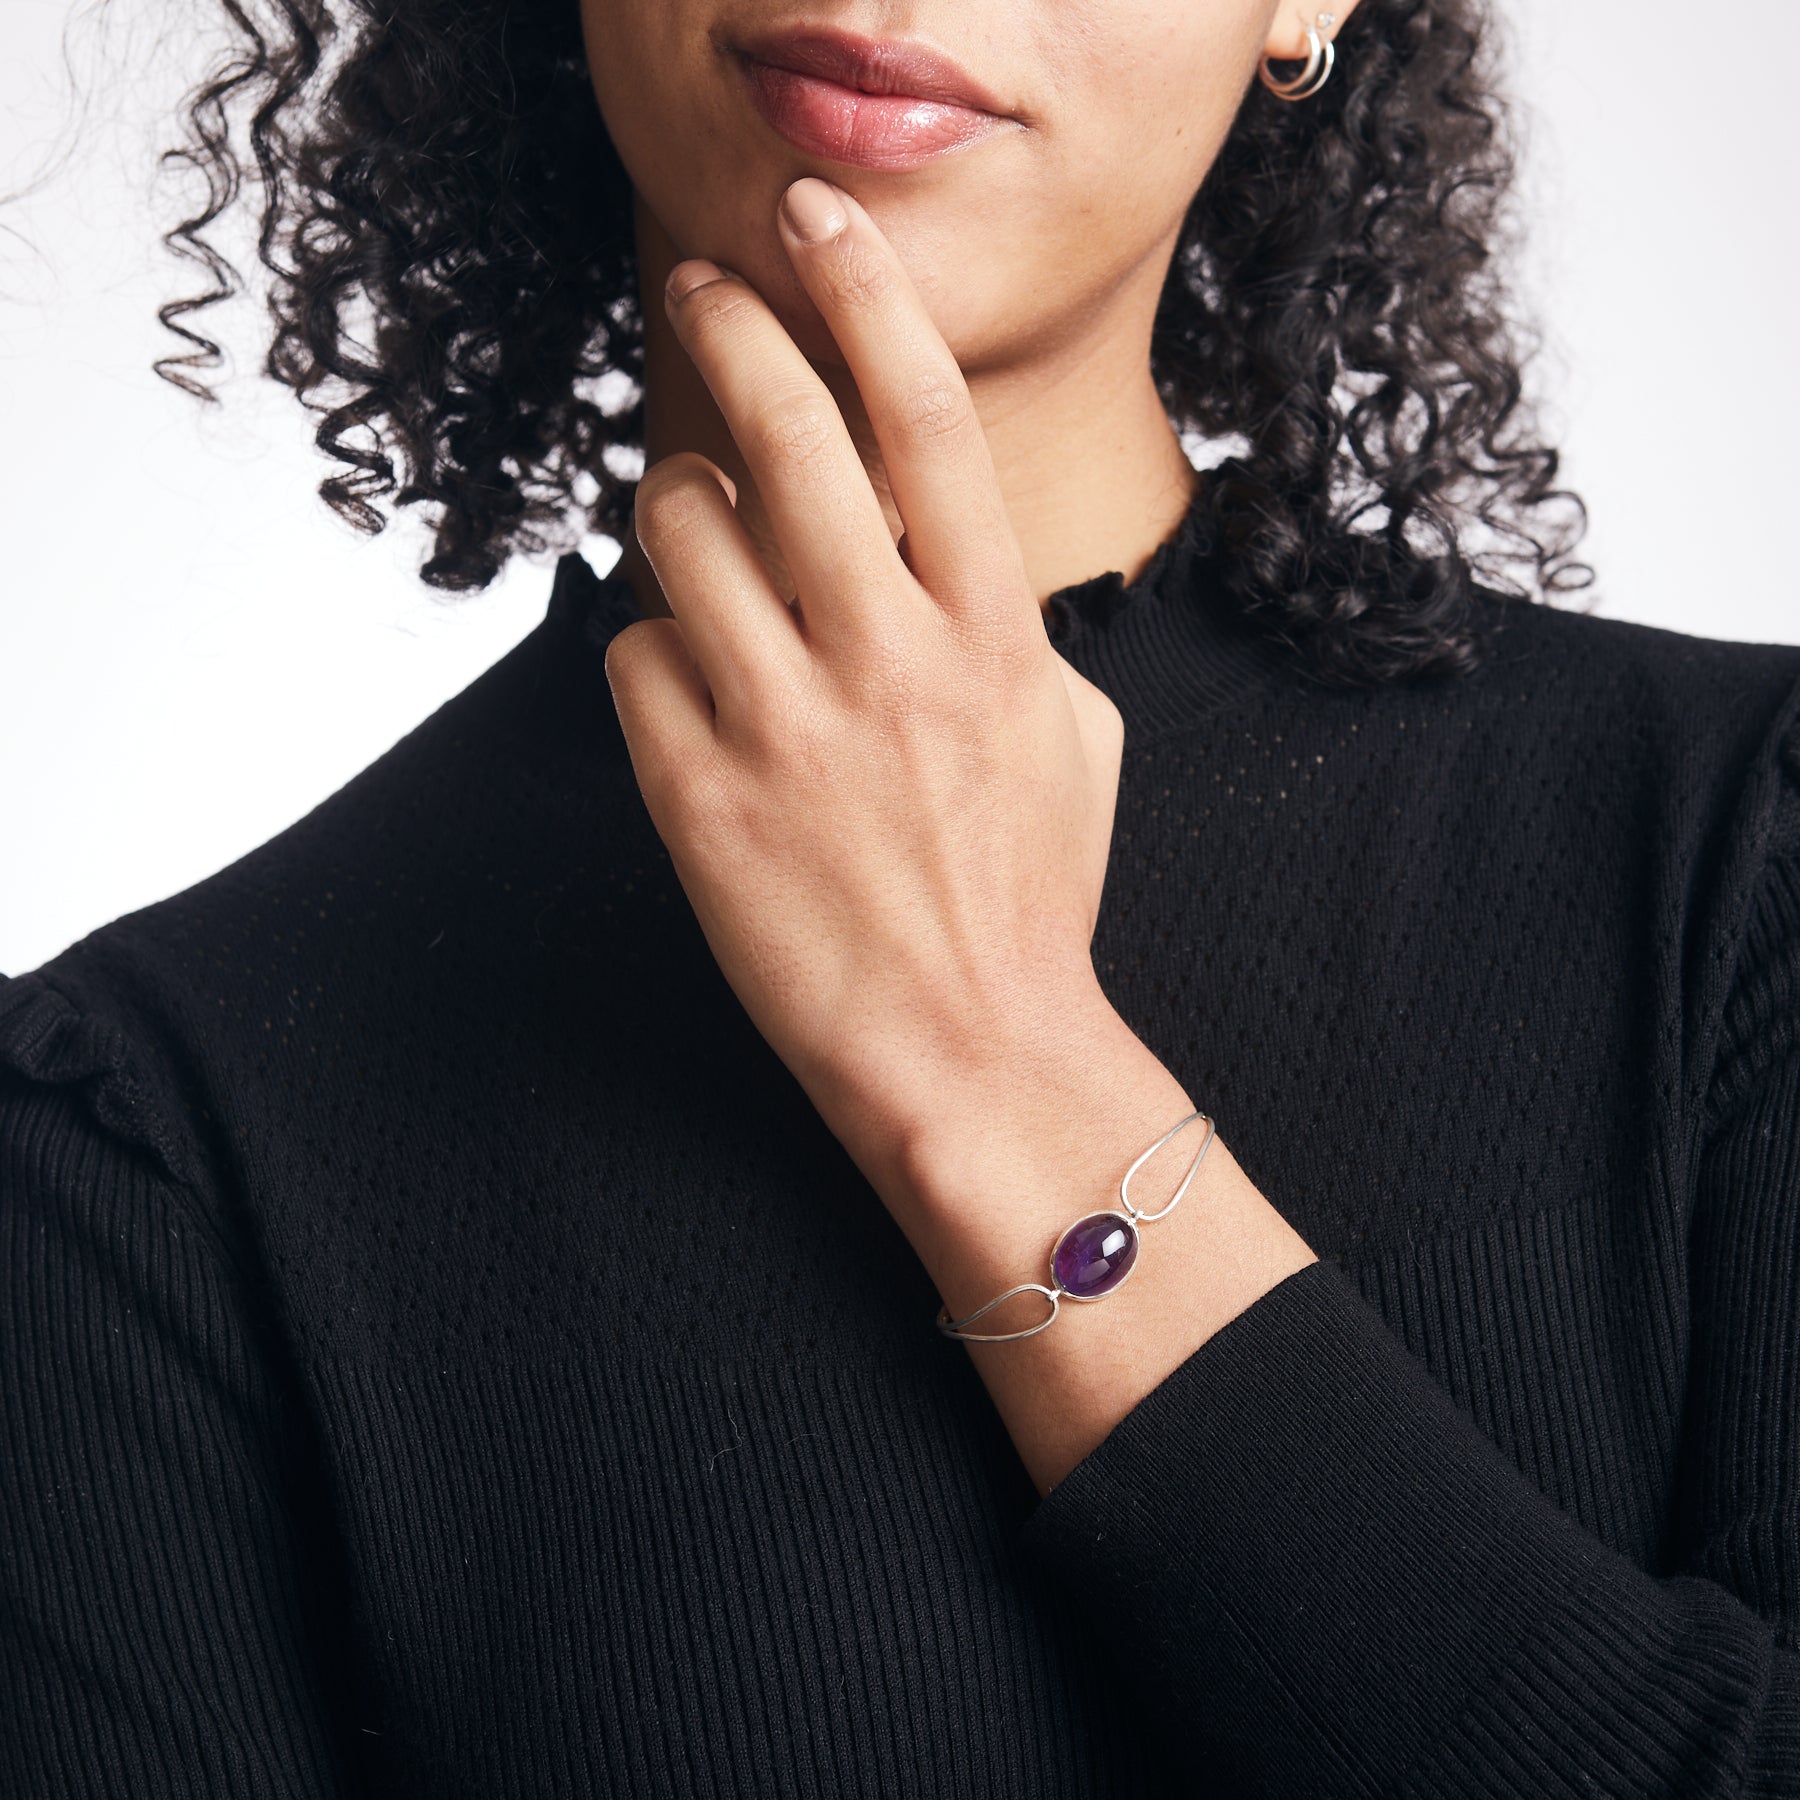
[
  {"xmin": 1, "ymin": 558, "xmax": 665, "ymax": 1196},
  {"xmin": 1436, "ymin": 592, "xmax": 1800, "ymax": 873},
  {"xmin": 1470, "ymin": 587, "xmax": 1800, "ymax": 751},
  {"xmin": 1466, "ymin": 591, "xmax": 1800, "ymax": 1106}
]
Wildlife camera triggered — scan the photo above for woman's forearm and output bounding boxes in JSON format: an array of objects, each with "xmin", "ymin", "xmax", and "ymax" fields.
[{"xmin": 605, "ymin": 183, "xmax": 1317, "ymax": 1501}]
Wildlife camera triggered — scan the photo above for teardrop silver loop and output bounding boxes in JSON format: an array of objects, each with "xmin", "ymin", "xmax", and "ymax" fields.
[
  {"xmin": 1119, "ymin": 1110, "xmax": 1215, "ymax": 1224},
  {"xmin": 935, "ymin": 1282, "xmax": 1060, "ymax": 1343}
]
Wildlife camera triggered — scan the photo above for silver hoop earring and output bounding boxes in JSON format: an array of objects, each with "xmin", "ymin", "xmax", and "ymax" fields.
[{"xmin": 1259, "ymin": 11, "xmax": 1338, "ymax": 102}]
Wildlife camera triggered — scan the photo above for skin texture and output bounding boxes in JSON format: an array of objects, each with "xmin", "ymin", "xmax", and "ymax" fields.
[{"xmin": 581, "ymin": 4, "xmax": 1351, "ymax": 1494}]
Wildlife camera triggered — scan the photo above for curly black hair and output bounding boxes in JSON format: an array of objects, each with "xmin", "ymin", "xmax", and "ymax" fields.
[{"xmin": 156, "ymin": 0, "xmax": 1587, "ymax": 686}]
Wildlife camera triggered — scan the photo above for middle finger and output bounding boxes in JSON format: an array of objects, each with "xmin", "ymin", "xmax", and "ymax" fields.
[{"xmin": 775, "ymin": 178, "xmax": 1028, "ymax": 625}]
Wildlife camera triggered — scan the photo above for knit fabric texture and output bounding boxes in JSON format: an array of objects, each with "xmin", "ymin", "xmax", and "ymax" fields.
[{"xmin": 4, "ymin": 488, "xmax": 1800, "ymax": 1797}]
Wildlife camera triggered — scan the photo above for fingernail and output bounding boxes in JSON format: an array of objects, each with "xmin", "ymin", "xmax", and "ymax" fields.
[
  {"xmin": 665, "ymin": 260, "xmax": 727, "ymax": 307},
  {"xmin": 781, "ymin": 178, "xmax": 846, "ymax": 246}
]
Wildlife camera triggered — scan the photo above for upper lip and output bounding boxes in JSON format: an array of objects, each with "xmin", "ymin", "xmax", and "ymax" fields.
[{"xmin": 724, "ymin": 25, "xmax": 1013, "ymax": 116}]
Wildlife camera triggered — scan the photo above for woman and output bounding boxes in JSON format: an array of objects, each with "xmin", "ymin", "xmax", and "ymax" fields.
[{"xmin": 2, "ymin": 0, "xmax": 1795, "ymax": 1793}]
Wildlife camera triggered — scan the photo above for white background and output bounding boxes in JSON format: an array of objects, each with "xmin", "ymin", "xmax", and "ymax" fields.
[{"xmin": 3, "ymin": 0, "xmax": 1795, "ymax": 974}]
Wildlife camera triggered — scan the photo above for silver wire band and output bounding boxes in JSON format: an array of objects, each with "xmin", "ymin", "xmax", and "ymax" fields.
[
  {"xmin": 1119, "ymin": 1108, "xmax": 1215, "ymax": 1223},
  {"xmin": 934, "ymin": 1110, "xmax": 1215, "ymax": 1343}
]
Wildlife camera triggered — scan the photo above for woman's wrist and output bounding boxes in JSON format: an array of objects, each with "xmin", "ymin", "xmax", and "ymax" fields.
[
  {"xmin": 855, "ymin": 981, "xmax": 1218, "ymax": 1300},
  {"xmin": 826, "ymin": 975, "xmax": 1153, "ymax": 1221},
  {"xmin": 847, "ymin": 985, "xmax": 1317, "ymax": 1494},
  {"xmin": 885, "ymin": 989, "xmax": 1193, "ymax": 1252}
]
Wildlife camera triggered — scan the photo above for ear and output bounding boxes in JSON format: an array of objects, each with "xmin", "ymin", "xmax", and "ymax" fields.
[{"xmin": 1262, "ymin": 2, "xmax": 1361, "ymax": 65}]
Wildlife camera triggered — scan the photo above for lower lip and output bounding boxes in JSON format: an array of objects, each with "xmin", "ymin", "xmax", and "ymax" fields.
[{"xmin": 739, "ymin": 58, "xmax": 1010, "ymax": 171}]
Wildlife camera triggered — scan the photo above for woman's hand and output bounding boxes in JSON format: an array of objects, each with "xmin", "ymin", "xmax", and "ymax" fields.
[
  {"xmin": 604, "ymin": 177, "xmax": 1126, "ymax": 1175},
  {"xmin": 606, "ymin": 179, "xmax": 1314, "ymax": 1480}
]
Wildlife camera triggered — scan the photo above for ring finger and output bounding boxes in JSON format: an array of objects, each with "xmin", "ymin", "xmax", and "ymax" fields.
[{"xmin": 632, "ymin": 451, "xmax": 805, "ymax": 723}]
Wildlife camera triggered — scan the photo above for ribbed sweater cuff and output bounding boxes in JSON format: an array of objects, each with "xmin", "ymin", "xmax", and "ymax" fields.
[{"xmin": 1015, "ymin": 1257, "xmax": 1782, "ymax": 1796}]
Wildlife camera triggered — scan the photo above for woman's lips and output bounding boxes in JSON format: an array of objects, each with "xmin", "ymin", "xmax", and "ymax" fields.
[{"xmin": 734, "ymin": 52, "xmax": 1014, "ymax": 171}]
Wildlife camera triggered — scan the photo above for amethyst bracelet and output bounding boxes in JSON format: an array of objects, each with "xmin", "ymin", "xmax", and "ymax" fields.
[{"xmin": 933, "ymin": 1109, "xmax": 1215, "ymax": 1343}]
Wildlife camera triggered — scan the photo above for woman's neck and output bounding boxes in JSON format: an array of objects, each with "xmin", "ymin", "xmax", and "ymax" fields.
[{"xmin": 611, "ymin": 192, "xmax": 1199, "ymax": 624}]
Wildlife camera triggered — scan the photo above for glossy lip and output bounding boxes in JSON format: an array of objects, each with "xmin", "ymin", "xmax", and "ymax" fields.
[
  {"xmin": 724, "ymin": 25, "xmax": 1022, "ymax": 171},
  {"xmin": 727, "ymin": 25, "xmax": 1014, "ymax": 114}
]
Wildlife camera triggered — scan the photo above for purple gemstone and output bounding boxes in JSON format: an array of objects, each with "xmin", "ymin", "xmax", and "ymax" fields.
[{"xmin": 1051, "ymin": 1212, "xmax": 1140, "ymax": 1299}]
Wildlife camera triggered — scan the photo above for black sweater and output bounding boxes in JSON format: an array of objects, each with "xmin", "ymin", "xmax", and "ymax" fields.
[{"xmin": 5, "ymin": 496, "xmax": 1800, "ymax": 1797}]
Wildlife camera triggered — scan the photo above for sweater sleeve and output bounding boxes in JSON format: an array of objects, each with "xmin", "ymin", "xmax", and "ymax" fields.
[
  {"xmin": 1015, "ymin": 721, "xmax": 1800, "ymax": 1797},
  {"xmin": 0, "ymin": 972, "xmax": 364, "ymax": 1798}
]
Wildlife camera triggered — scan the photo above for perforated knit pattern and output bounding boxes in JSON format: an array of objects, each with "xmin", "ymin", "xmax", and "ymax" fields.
[{"xmin": 4, "ymin": 493, "xmax": 1799, "ymax": 1796}]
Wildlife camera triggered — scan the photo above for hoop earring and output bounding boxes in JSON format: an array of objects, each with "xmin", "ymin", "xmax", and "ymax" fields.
[{"xmin": 1259, "ymin": 11, "xmax": 1338, "ymax": 102}]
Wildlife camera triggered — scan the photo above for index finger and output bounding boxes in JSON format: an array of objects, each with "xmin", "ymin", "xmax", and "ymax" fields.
[{"xmin": 777, "ymin": 177, "xmax": 1033, "ymax": 631}]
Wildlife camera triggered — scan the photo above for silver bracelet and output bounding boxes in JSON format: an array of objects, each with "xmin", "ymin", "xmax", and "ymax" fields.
[{"xmin": 934, "ymin": 1109, "xmax": 1215, "ymax": 1343}]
